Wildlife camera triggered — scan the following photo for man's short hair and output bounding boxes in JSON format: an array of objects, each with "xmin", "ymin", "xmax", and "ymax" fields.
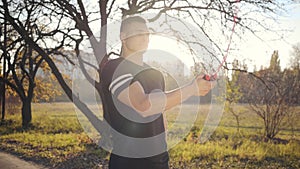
[{"xmin": 120, "ymin": 16, "xmax": 147, "ymax": 33}]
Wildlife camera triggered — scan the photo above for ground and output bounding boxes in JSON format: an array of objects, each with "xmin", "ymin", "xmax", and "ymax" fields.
[{"xmin": 0, "ymin": 151, "xmax": 47, "ymax": 169}]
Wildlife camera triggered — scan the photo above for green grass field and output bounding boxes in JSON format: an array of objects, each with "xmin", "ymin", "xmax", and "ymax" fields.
[{"xmin": 0, "ymin": 102, "xmax": 299, "ymax": 169}]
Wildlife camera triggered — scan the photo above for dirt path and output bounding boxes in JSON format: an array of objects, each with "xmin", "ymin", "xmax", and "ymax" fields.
[{"xmin": 0, "ymin": 151, "xmax": 48, "ymax": 169}]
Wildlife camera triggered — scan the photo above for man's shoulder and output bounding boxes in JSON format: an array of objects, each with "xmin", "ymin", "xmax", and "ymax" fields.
[
  {"xmin": 103, "ymin": 58, "xmax": 123, "ymax": 70},
  {"xmin": 101, "ymin": 57, "xmax": 137, "ymax": 83},
  {"xmin": 101, "ymin": 58, "xmax": 123, "ymax": 76}
]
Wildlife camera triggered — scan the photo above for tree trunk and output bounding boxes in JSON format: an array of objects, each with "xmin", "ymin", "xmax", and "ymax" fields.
[
  {"xmin": 1, "ymin": 18, "xmax": 7, "ymax": 122},
  {"xmin": 1, "ymin": 83, "xmax": 5, "ymax": 121},
  {"xmin": 235, "ymin": 115, "xmax": 240, "ymax": 135},
  {"xmin": 21, "ymin": 99, "xmax": 32, "ymax": 128}
]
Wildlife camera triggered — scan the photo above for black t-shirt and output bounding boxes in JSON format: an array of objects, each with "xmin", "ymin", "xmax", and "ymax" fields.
[{"xmin": 100, "ymin": 57, "xmax": 169, "ymax": 167}]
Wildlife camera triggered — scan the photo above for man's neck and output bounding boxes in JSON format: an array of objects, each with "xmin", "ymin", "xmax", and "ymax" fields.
[{"xmin": 121, "ymin": 48, "xmax": 144, "ymax": 66}]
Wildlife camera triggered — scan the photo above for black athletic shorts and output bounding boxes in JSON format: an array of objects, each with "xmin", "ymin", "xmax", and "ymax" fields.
[{"xmin": 108, "ymin": 152, "xmax": 169, "ymax": 169}]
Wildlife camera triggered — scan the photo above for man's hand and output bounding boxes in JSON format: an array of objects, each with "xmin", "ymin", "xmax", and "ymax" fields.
[{"xmin": 191, "ymin": 74, "xmax": 217, "ymax": 96}]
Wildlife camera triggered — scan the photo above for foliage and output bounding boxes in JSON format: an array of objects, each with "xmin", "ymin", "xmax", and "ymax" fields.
[
  {"xmin": 225, "ymin": 59, "xmax": 246, "ymax": 135},
  {"xmin": 1, "ymin": 0, "xmax": 293, "ymax": 129},
  {"xmin": 241, "ymin": 51, "xmax": 299, "ymax": 140},
  {"xmin": 288, "ymin": 43, "xmax": 300, "ymax": 105},
  {"xmin": 289, "ymin": 43, "xmax": 300, "ymax": 69},
  {"xmin": 0, "ymin": 103, "xmax": 299, "ymax": 169},
  {"xmin": 1, "ymin": 0, "xmax": 300, "ymax": 167}
]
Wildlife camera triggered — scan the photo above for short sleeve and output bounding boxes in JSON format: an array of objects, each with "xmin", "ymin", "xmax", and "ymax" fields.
[
  {"xmin": 104, "ymin": 58, "xmax": 147, "ymax": 98},
  {"xmin": 108, "ymin": 72, "xmax": 133, "ymax": 97},
  {"xmin": 131, "ymin": 68, "xmax": 165, "ymax": 94}
]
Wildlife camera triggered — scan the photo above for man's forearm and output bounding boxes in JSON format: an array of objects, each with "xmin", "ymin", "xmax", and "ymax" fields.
[
  {"xmin": 118, "ymin": 81, "xmax": 197, "ymax": 117},
  {"xmin": 164, "ymin": 83, "xmax": 195, "ymax": 110},
  {"xmin": 145, "ymin": 83, "xmax": 195, "ymax": 115}
]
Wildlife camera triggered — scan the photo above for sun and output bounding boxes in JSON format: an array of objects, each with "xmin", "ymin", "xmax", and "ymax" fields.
[{"xmin": 146, "ymin": 34, "xmax": 196, "ymax": 68}]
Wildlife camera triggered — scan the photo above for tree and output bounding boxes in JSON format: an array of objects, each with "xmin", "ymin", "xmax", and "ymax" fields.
[
  {"xmin": 0, "ymin": 0, "xmax": 76, "ymax": 127},
  {"xmin": 0, "ymin": 12, "xmax": 8, "ymax": 122},
  {"xmin": 270, "ymin": 50, "xmax": 281, "ymax": 72},
  {"xmin": 225, "ymin": 59, "xmax": 245, "ymax": 135},
  {"xmin": 32, "ymin": 60, "xmax": 70, "ymax": 103},
  {"xmin": 245, "ymin": 51, "xmax": 298, "ymax": 140},
  {"xmin": 289, "ymin": 43, "xmax": 300, "ymax": 69},
  {"xmin": 50, "ymin": 0, "xmax": 292, "ymax": 100},
  {"xmin": 0, "ymin": 45, "xmax": 45, "ymax": 127},
  {"xmin": 0, "ymin": 61, "xmax": 3, "ymax": 120},
  {"xmin": 288, "ymin": 43, "xmax": 300, "ymax": 105},
  {"xmin": 0, "ymin": 0, "xmax": 294, "ymax": 133},
  {"xmin": 285, "ymin": 43, "xmax": 300, "ymax": 139},
  {"xmin": 0, "ymin": 0, "xmax": 107, "ymax": 135}
]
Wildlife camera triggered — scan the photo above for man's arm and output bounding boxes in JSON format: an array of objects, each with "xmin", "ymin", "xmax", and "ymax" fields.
[{"xmin": 117, "ymin": 75, "xmax": 215, "ymax": 117}]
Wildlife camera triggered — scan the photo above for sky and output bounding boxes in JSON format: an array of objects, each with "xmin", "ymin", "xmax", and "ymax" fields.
[
  {"xmin": 86, "ymin": 1, "xmax": 300, "ymax": 72},
  {"xmin": 145, "ymin": 2, "xmax": 300, "ymax": 72},
  {"xmin": 236, "ymin": 3, "xmax": 300, "ymax": 70}
]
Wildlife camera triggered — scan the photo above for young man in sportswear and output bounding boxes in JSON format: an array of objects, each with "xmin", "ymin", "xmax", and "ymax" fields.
[{"xmin": 100, "ymin": 16, "xmax": 215, "ymax": 169}]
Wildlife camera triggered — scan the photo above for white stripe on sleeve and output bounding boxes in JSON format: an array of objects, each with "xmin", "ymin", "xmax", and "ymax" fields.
[
  {"xmin": 110, "ymin": 76, "xmax": 133, "ymax": 95},
  {"xmin": 109, "ymin": 74, "xmax": 133, "ymax": 91}
]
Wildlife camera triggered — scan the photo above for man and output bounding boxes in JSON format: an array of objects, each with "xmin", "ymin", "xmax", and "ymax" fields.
[{"xmin": 100, "ymin": 16, "xmax": 215, "ymax": 169}]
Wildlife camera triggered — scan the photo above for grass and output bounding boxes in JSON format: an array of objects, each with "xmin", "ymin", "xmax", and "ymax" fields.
[
  {"xmin": 0, "ymin": 102, "xmax": 299, "ymax": 169},
  {"xmin": 0, "ymin": 102, "xmax": 108, "ymax": 168}
]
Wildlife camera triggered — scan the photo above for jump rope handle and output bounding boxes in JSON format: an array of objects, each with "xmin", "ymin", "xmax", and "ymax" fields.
[{"xmin": 203, "ymin": 73, "xmax": 217, "ymax": 81}]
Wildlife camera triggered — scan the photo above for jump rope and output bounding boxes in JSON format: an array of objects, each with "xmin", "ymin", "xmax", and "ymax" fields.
[{"xmin": 202, "ymin": 0, "xmax": 240, "ymax": 81}]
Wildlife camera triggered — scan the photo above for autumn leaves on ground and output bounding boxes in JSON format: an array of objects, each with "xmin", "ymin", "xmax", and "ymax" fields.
[{"xmin": 0, "ymin": 103, "xmax": 299, "ymax": 169}]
